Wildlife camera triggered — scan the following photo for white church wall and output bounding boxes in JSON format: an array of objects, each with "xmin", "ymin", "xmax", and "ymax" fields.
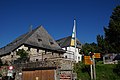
[{"xmin": 62, "ymin": 46, "xmax": 82, "ymax": 63}]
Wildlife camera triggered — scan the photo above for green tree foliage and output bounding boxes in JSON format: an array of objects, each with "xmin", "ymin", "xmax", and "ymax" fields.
[
  {"xmin": 96, "ymin": 35, "xmax": 110, "ymax": 54},
  {"xmin": 104, "ymin": 5, "xmax": 120, "ymax": 53},
  {"xmin": 81, "ymin": 42, "xmax": 98, "ymax": 55},
  {"xmin": 74, "ymin": 62, "xmax": 90, "ymax": 80},
  {"xmin": 16, "ymin": 49, "xmax": 29, "ymax": 59}
]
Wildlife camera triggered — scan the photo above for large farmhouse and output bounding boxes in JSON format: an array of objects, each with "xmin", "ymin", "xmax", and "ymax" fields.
[
  {"xmin": 0, "ymin": 26, "xmax": 64, "ymax": 63},
  {"xmin": 0, "ymin": 26, "xmax": 76, "ymax": 80}
]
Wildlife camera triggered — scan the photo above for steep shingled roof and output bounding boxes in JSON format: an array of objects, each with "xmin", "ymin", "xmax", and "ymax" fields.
[
  {"xmin": 56, "ymin": 36, "xmax": 82, "ymax": 48},
  {"xmin": 0, "ymin": 26, "xmax": 64, "ymax": 56}
]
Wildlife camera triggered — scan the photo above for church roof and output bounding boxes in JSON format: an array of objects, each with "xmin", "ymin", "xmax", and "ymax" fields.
[
  {"xmin": 0, "ymin": 26, "xmax": 64, "ymax": 56},
  {"xmin": 56, "ymin": 36, "xmax": 82, "ymax": 48}
]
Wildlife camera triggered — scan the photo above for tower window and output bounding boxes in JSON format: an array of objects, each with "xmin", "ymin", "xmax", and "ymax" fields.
[
  {"xmin": 65, "ymin": 55, "xmax": 67, "ymax": 58},
  {"xmin": 78, "ymin": 57, "xmax": 80, "ymax": 60}
]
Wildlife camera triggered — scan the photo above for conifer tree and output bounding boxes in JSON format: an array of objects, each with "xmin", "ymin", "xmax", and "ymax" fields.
[{"xmin": 104, "ymin": 5, "xmax": 120, "ymax": 53}]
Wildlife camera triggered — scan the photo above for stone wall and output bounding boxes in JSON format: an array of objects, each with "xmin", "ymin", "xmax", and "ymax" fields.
[{"xmin": 1, "ymin": 44, "xmax": 63, "ymax": 65}]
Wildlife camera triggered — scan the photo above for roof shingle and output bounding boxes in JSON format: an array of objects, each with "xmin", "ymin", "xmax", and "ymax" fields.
[{"xmin": 56, "ymin": 36, "xmax": 82, "ymax": 48}]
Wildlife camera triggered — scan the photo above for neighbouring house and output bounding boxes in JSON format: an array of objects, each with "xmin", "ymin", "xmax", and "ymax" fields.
[
  {"xmin": 113, "ymin": 54, "xmax": 120, "ymax": 61},
  {"xmin": 0, "ymin": 26, "xmax": 76, "ymax": 80},
  {"xmin": 56, "ymin": 36, "xmax": 82, "ymax": 63},
  {"xmin": 103, "ymin": 53, "xmax": 118, "ymax": 64}
]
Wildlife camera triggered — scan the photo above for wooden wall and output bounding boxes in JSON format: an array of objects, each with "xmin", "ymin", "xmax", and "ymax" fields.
[{"xmin": 22, "ymin": 70, "xmax": 55, "ymax": 80}]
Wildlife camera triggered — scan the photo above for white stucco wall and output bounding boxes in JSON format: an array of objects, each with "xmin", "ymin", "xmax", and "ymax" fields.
[{"xmin": 62, "ymin": 46, "xmax": 82, "ymax": 63}]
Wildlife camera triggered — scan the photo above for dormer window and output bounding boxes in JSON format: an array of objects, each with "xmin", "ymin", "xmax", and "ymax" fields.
[
  {"xmin": 38, "ymin": 39, "xmax": 42, "ymax": 42},
  {"xmin": 49, "ymin": 39, "xmax": 54, "ymax": 45},
  {"xmin": 50, "ymin": 42, "xmax": 54, "ymax": 45}
]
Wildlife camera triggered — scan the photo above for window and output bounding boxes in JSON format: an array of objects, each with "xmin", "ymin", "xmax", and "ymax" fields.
[
  {"xmin": 27, "ymin": 47, "xmax": 31, "ymax": 51},
  {"xmin": 59, "ymin": 53, "xmax": 60, "ymax": 56},
  {"xmin": 36, "ymin": 59, "xmax": 38, "ymax": 61},
  {"xmin": 49, "ymin": 39, "xmax": 54, "ymax": 45},
  {"xmin": 78, "ymin": 57, "xmax": 80, "ymax": 60},
  {"xmin": 65, "ymin": 55, "xmax": 67, "ymax": 58},
  {"xmin": 65, "ymin": 47, "xmax": 67, "ymax": 51},
  {"xmin": 52, "ymin": 52, "xmax": 53, "ymax": 55},
  {"xmin": 50, "ymin": 42, "xmax": 54, "ymax": 45},
  {"xmin": 11, "ymin": 55, "xmax": 13, "ymax": 58},
  {"xmin": 37, "ymin": 49, "xmax": 39, "ymax": 53},
  {"xmin": 45, "ymin": 51, "xmax": 46, "ymax": 54}
]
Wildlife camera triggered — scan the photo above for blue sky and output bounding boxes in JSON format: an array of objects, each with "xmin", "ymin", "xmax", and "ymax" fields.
[{"xmin": 0, "ymin": 0, "xmax": 120, "ymax": 48}]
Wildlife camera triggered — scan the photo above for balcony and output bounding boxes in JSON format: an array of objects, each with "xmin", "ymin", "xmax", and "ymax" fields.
[{"xmin": 14, "ymin": 60, "xmax": 58, "ymax": 70}]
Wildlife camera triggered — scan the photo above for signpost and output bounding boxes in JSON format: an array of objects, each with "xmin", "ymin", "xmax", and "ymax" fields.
[
  {"xmin": 94, "ymin": 53, "xmax": 100, "ymax": 58},
  {"xmin": 84, "ymin": 53, "xmax": 101, "ymax": 80},
  {"xmin": 93, "ymin": 53, "xmax": 100, "ymax": 80},
  {"xmin": 84, "ymin": 56, "xmax": 93, "ymax": 79},
  {"xmin": 84, "ymin": 56, "xmax": 93, "ymax": 65}
]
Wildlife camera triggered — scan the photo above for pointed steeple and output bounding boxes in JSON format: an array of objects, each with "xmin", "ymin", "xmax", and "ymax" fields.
[{"xmin": 70, "ymin": 19, "xmax": 76, "ymax": 47}]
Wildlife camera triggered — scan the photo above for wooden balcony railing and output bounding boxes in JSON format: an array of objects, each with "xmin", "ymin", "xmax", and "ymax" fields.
[{"xmin": 14, "ymin": 60, "xmax": 58, "ymax": 70}]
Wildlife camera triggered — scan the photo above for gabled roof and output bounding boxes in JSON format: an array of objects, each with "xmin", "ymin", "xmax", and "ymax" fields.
[
  {"xmin": 0, "ymin": 26, "xmax": 64, "ymax": 56},
  {"xmin": 56, "ymin": 36, "xmax": 82, "ymax": 48},
  {"xmin": 113, "ymin": 54, "xmax": 120, "ymax": 61}
]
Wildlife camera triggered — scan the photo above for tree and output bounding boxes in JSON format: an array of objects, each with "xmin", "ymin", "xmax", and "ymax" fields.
[
  {"xmin": 81, "ymin": 42, "xmax": 98, "ymax": 55},
  {"xmin": 104, "ymin": 5, "xmax": 120, "ymax": 53},
  {"xmin": 96, "ymin": 35, "xmax": 110, "ymax": 54},
  {"xmin": 16, "ymin": 49, "xmax": 29, "ymax": 62}
]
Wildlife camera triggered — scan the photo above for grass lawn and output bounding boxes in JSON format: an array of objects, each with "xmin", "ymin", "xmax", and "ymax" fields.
[{"xmin": 75, "ymin": 62, "xmax": 120, "ymax": 80}]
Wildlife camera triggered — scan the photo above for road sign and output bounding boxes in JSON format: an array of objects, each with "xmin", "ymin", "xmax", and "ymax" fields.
[
  {"xmin": 84, "ymin": 59, "xmax": 93, "ymax": 65},
  {"xmin": 94, "ymin": 53, "xmax": 101, "ymax": 58},
  {"xmin": 84, "ymin": 56, "xmax": 93, "ymax": 65},
  {"xmin": 84, "ymin": 56, "xmax": 90, "ymax": 59}
]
